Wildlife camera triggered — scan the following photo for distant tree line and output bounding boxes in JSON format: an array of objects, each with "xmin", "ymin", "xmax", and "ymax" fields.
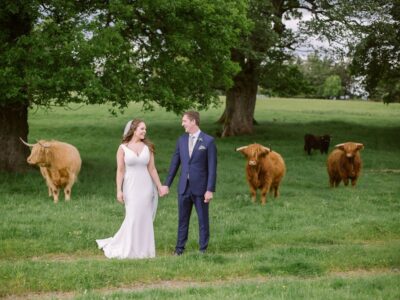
[{"xmin": 259, "ymin": 53, "xmax": 356, "ymax": 100}]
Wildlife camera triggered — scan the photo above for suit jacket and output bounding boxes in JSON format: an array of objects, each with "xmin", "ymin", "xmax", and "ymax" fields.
[{"xmin": 165, "ymin": 131, "xmax": 217, "ymax": 196}]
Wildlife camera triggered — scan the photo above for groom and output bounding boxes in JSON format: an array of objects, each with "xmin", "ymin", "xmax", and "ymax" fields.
[{"xmin": 162, "ymin": 111, "xmax": 217, "ymax": 255}]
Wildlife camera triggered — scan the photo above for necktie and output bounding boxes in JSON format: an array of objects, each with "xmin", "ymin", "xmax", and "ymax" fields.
[{"xmin": 189, "ymin": 135, "xmax": 195, "ymax": 157}]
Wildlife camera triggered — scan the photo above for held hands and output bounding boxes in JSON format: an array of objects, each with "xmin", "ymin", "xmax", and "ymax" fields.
[
  {"xmin": 204, "ymin": 191, "xmax": 213, "ymax": 203},
  {"xmin": 117, "ymin": 191, "xmax": 124, "ymax": 204},
  {"xmin": 158, "ymin": 185, "xmax": 169, "ymax": 197}
]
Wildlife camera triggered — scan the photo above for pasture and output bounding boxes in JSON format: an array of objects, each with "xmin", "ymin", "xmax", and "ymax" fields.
[{"xmin": 1, "ymin": 98, "xmax": 399, "ymax": 299}]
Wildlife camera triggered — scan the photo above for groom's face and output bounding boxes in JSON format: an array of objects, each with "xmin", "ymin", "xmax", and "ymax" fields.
[{"xmin": 182, "ymin": 115, "xmax": 196, "ymax": 133}]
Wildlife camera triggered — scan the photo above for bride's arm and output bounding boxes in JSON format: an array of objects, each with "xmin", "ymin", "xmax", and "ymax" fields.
[
  {"xmin": 147, "ymin": 151, "xmax": 163, "ymax": 194},
  {"xmin": 116, "ymin": 146, "xmax": 125, "ymax": 203}
]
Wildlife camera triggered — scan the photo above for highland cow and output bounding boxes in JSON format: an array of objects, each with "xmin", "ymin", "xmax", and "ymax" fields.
[
  {"xmin": 236, "ymin": 143, "xmax": 286, "ymax": 205},
  {"xmin": 21, "ymin": 138, "xmax": 81, "ymax": 203},
  {"xmin": 327, "ymin": 142, "xmax": 364, "ymax": 187}
]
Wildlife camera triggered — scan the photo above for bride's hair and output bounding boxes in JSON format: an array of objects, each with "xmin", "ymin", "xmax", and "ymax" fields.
[{"xmin": 122, "ymin": 118, "xmax": 155, "ymax": 153}]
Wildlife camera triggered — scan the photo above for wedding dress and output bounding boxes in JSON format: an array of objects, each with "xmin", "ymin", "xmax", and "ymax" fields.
[{"xmin": 96, "ymin": 144, "xmax": 158, "ymax": 259}]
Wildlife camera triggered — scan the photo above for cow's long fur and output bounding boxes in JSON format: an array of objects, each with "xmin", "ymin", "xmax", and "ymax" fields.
[
  {"xmin": 236, "ymin": 143, "xmax": 286, "ymax": 205},
  {"xmin": 26, "ymin": 140, "xmax": 81, "ymax": 203},
  {"xmin": 327, "ymin": 142, "xmax": 364, "ymax": 187}
]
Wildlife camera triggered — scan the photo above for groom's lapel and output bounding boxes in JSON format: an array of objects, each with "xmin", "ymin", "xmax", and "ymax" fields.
[{"xmin": 184, "ymin": 134, "xmax": 190, "ymax": 158}]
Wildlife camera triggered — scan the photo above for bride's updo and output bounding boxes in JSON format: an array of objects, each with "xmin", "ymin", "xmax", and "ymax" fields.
[{"xmin": 122, "ymin": 119, "xmax": 155, "ymax": 152}]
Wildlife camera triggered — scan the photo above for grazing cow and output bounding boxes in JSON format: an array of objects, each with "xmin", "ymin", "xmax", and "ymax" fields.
[
  {"xmin": 327, "ymin": 142, "xmax": 364, "ymax": 187},
  {"xmin": 20, "ymin": 138, "xmax": 82, "ymax": 203},
  {"xmin": 236, "ymin": 143, "xmax": 286, "ymax": 205},
  {"xmin": 304, "ymin": 134, "xmax": 332, "ymax": 155}
]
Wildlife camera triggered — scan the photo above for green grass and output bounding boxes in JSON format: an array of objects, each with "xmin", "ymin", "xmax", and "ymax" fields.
[{"xmin": 1, "ymin": 98, "xmax": 399, "ymax": 299}]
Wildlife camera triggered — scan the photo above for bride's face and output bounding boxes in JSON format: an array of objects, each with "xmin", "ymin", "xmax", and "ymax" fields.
[{"xmin": 134, "ymin": 122, "xmax": 147, "ymax": 140}]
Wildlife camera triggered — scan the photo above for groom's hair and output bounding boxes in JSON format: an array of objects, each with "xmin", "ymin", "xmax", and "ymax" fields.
[{"xmin": 184, "ymin": 111, "xmax": 200, "ymax": 126}]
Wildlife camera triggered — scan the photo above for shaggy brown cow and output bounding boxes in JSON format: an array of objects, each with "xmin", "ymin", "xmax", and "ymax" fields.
[
  {"xmin": 327, "ymin": 142, "xmax": 364, "ymax": 187},
  {"xmin": 20, "ymin": 138, "xmax": 82, "ymax": 203},
  {"xmin": 304, "ymin": 134, "xmax": 332, "ymax": 155},
  {"xmin": 236, "ymin": 143, "xmax": 286, "ymax": 205}
]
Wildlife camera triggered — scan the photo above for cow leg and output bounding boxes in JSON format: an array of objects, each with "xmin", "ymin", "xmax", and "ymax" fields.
[
  {"xmin": 351, "ymin": 177, "xmax": 358, "ymax": 187},
  {"xmin": 64, "ymin": 184, "xmax": 73, "ymax": 201},
  {"xmin": 261, "ymin": 183, "xmax": 271, "ymax": 205},
  {"xmin": 330, "ymin": 175, "xmax": 340, "ymax": 187},
  {"xmin": 45, "ymin": 180, "xmax": 59, "ymax": 202},
  {"xmin": 261, "ymin": 190, "xmax": 268, "ymax": 205},
  {"xmin": 273, "ymin": 185, "xmax": 279, "ymax": 198},
  {"xmin": 249, "ymin": 187, "xmax": 257, "ymax": 203},
  {"xmin": 45, "ymin": 180, "xmax": 53, "ymax": 197},
  {"xmin": 64, "ymin": 173, "xmax": 77, "ymax": 201},
  {"xmin": 42, "ymin": 179, "xmax": 52, "ymax": 197},
  {"xmin": 64, "ymin": 188, "xmax": 71, "ymax": 201},
  {"xmin": 40, "ymin": 168, "xmax": 53, "ymax": 197},
  {"xmin": 335, "ymin": 178, "xmax": 341, "ymax": 187},
  {"xmin": 52, "ymin": 188, "xmax": 60, "ymax": 203},
  {"xmin": 343, "ymin": 177, "xmax": 349, "ymax": 186},
  {"xmin": 329, "ymin": 178, "xmax": 334, "ymax": 188}
]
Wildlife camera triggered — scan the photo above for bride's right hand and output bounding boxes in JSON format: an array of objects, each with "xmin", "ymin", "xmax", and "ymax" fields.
[{"xmin": 117, "ymin": 191, "xmax": 124, "ymax": 204}]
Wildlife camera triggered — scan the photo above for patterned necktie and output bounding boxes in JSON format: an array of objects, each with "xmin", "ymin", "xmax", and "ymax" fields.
[{"xmin": 189, "ymin": 135, "xmax": 195, "ymax": 157}]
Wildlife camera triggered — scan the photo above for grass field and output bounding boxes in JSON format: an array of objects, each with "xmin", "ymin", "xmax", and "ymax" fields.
[{"xmin": 1, "ymin": 98, "xmax": 399, "ymax": 299}]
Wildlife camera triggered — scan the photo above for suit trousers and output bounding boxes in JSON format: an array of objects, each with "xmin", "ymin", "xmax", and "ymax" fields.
[{"xmin": 176, "ymin": 181, "xmax": 209, "ymax": 253}]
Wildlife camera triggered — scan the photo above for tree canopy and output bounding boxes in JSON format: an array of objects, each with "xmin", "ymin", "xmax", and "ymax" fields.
[{"xmin": 0, "ymin": 0, "xmax": 249, "ymax": 113}]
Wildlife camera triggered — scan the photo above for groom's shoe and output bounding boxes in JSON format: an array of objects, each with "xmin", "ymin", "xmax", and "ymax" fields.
[{"xmin": 173, "ymin": 250, "xmax": 183, "ymax": 256}]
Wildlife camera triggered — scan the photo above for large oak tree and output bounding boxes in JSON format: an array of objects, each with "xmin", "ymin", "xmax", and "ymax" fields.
[{"xmin": 0, "ymin": 0, "xmax": 248, "ymax": 172}]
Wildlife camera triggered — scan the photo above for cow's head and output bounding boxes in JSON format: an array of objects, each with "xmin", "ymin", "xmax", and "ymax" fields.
[
  {"xmin": 20, "ymin": 138, "xmax": 51, "ymax": 167},
  {"xmin": 335, "ymin": 142, "xmax": 364, "ymax": 158},
  {"xmin": 335, "ymin": 142, "xmax": 364, "ymax": 176},
  {"xmin": 321, "ymin": 134, "xmax": 332, "ymax": 143},
  {"xmin": 236, "ymin": 143, "xmax": 270, "ymax": 166}
]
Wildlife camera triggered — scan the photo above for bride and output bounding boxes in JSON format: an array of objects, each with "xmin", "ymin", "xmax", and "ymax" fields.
[{"xmin": 96, "ymin": 119, "xmax": 166, "ymax": 259}]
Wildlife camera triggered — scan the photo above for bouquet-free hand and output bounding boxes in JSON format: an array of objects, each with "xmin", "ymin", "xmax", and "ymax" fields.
[
  {"xmin": 117, "ymin": 191, "xmax": 124, "ymax": 204},
  {"xmin": 204, "ymin": 191, "xmax": 213, "ymax": 203}
]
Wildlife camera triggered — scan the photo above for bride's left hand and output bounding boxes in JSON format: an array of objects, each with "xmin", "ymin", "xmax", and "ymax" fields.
[{"xmin": 117, "ymin": 191, "xmax": 124, "ymax": 204}]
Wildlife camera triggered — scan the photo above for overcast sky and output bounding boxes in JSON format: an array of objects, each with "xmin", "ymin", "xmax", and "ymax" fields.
[{"xmin": 283, "ymin": 11, "xmax": 335, "ymax": 59}]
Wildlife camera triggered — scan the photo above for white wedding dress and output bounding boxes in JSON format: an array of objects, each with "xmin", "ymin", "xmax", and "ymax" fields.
[{"xmin": 96, "ymin": 144, "xmax": 158, "ymax": 259}]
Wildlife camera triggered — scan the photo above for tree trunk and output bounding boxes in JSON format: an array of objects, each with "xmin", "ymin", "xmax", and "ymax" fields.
[
  {"xmin": 220, "ymin": 58, "xmax": 259, "ymax": 137},
  {"xmin": 0, "ymin": 101, "xmax": 31, "ymax": 172}
]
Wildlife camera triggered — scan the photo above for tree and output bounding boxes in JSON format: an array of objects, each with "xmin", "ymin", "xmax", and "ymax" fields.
[
  {"xmin": 0, "ymin": 0, "xmax": 248, "ymax": 172},
  {"xmin": 351, "ymin": 1, "xmax": 400, "ymax": 103},
  {"xmin": 218, "ymin": 0, "xmax": 390, "ymax": 136},
  {"xmin": 322, "ymin": 75, "xmax": 342, "ymax": 98}
]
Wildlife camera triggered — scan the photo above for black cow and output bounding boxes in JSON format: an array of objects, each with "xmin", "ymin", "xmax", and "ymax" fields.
[{"xmin": 304, "ymin": 134, "xmax": 332, "ymax": 155}]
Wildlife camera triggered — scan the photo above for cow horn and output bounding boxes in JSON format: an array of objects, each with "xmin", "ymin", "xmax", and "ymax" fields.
[
  {"xmin": 335, "ymin": 143, "xmax": 345, "ymax": 149},
  {"xmin": 236, "ymin": 146, "xmax": 248, "ymax": 152},
  {"xmin": 19, "ymin": 137, "xmax": 35, "ymax": 147},
  {"xmin": 263, "ymin": 146, "xmax": 271, "ymax": 152}
]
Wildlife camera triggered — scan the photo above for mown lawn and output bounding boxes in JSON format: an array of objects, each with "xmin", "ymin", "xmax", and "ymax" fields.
[{"xmin": 1, "ymin": 98, "xmax": 399, "ymax": 299}]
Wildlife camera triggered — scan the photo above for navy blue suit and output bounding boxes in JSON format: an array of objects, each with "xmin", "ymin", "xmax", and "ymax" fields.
[{"xmin": 165, "ymin": 131, "xmax": 217, "ymax": 253}]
